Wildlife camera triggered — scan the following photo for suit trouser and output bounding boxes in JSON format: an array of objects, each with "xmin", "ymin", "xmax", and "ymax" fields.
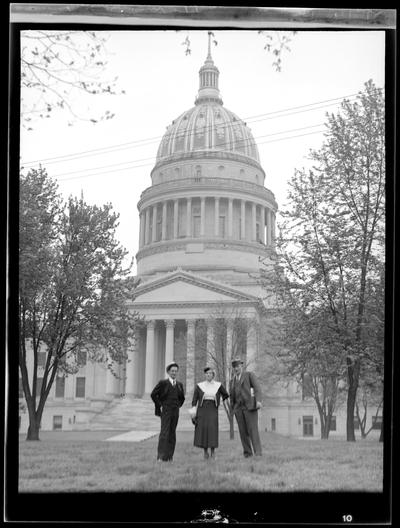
[
  {"xmin": 158, "ymin": 406, "xmax": 179, "ymax": 460},
  {"xmin": 234, "ymin": 406, "xmax": 262, "ymax": 456}
]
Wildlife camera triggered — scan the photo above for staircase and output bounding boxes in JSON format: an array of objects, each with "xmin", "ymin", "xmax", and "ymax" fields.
[{"xmin": 79, "ymin": 397, "xmax": 232, "ymax": 432}]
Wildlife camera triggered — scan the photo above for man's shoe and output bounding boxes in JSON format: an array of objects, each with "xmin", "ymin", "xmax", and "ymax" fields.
[{"xmin": 244, "ymin": 453, "xmax": 253, "ymax": 458}]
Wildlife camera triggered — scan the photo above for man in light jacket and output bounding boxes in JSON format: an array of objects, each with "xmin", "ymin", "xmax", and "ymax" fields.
[{"xmin": 229, "ymin": 357, "xmax": 262, "ymax": 457}]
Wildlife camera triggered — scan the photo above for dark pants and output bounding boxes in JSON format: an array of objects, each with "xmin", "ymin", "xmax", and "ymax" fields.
[
  {"xmin": 157, "ymin": 405, "xmax": 179, "ymax": 461},
  {"xmin": 234, "ymin": 407, "xmax": 262, "ymax": 456}
]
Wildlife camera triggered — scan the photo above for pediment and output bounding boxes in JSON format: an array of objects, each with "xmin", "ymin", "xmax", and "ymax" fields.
[{"xmin": 133, "ymin": 270, "xmax": 259, "ymax": 305}]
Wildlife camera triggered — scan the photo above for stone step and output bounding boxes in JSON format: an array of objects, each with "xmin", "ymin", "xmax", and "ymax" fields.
[{"xmin": 81, "ymin": 397, "xmax": 233, "ymax": 432}]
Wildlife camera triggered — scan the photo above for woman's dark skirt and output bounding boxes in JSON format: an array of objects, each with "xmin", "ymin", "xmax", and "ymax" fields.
[{"xmin": 194, "ymin": 400, "xmax": 219, "ymax": 448}]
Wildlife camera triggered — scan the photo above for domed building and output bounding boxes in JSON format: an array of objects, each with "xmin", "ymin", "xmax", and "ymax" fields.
[
  {"xmin": 125, "ymin": 36, "xmax": 278, "ymax": 400},
  {"xmin": 21, "ymin": 36, "xmax": 378, "ymax": 439}
]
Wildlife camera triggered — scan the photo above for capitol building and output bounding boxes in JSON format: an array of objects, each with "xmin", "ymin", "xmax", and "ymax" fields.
[{"xmin": 19, "ymin": 35, "xmax": 380, "ymax": 438}]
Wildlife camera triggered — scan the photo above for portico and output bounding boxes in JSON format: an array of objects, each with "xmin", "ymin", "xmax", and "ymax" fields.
[{"xmin": 119, "ymin": 269, "xmax": 262, "ymax": 398}]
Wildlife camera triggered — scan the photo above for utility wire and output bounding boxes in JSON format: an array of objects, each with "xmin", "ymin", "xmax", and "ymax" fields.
[
  {"xmin": 21, "ymin": 88, "xmax": 383, "ymax": 166},
  {"xmin": 56, "ymin": 127, "xmax": 326, "ymax": 182},
  {"xmin": 48, "ymin": 123, "xmax": 326, "ymax": 179}
]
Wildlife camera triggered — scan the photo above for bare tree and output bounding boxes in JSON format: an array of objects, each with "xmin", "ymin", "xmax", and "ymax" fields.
[
  {"xmin": 191, "ymin": 305, "xmax": 259, "ymax": 439},
  {"xmin": 21, "ymin": 30, "xmax": 123, "ymax": 129}
]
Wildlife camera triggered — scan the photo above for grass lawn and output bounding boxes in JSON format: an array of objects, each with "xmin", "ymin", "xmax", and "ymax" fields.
[{"xmin": 19, "ymin": 430, "xmax": 383, "ymax": 492}]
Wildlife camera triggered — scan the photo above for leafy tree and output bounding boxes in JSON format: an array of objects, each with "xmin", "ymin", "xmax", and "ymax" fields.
[
  {"xmin": 21, "ymin": 30, "xmax": 123, "ymax": 129},
  {"xmin": 260, "ymin": 259, "xmax": 347, "ymax": 439},
  {"xmin": 19, "ymin": 167, "xmax": 141, "ymax": 440},
  {"xmin": 261, "ymin": 80, "xmax": 385, "ymax": 441}
]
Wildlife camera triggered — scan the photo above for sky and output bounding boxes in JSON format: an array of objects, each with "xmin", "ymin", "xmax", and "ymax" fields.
[{"xmin": 19, "ymin": 29, "xmax": 385, "ymax": 272}]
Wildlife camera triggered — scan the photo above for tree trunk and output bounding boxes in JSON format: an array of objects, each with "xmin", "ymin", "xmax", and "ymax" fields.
[
  {"xmin": 346, "ymin": 359, "xmax": 360, "ymax": 442},
  {"xmin": 379, "ymin": 412, "xmax": 383, "ymax": 442},
  {"xmin": 320, "ymin": 427, "xmax": 329, "ymax": 440},
  {"xmin": 26, "ymin": 418, "xmax": 41, "ymax": 441}
]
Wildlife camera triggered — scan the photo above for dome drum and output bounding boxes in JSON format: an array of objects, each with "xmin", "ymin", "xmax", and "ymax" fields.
[{"xmin": 151, "ymin": 155, "xmax": 265, "ymax": 187}]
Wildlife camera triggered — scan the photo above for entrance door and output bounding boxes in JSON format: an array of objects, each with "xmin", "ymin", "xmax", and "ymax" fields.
[{"xmin": 303, "ymin": 416, "xmax": 314, "ymax": 437}]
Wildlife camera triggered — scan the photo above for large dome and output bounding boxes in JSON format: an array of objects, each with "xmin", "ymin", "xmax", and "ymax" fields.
[
  {"xmin": 156, "ymin": 103, "xmax": 260, "ymax": 163},
  {"xmin": 156, "ymin": 38, "xmax": 260, "ymax": 165}
]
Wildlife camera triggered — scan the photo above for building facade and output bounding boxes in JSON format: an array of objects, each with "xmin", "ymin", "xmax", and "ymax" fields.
[{"xmin": 19, "ymin": 36, "xmax": 381, "ymax": 438}]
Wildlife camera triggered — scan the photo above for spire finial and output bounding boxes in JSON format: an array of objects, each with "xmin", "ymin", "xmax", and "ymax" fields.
[{"xmin": 207, "ymin": 31, "xmax": 213, "ymax": 60}]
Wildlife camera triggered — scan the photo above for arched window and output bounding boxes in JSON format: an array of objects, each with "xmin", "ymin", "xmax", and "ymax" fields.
[{"xmin": 195, "ymin": 166, "xmax": 202, "ymax": 182}]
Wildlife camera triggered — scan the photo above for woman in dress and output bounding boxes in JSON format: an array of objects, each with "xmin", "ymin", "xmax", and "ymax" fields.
[{"xmin": 191, "ymin": 367, "xmax": 229, "ymax": 459}]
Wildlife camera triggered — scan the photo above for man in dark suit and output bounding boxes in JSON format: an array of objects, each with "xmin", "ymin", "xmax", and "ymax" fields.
[
  {"xmin": 229, "ymin": 357, "xmax": 262, "ymax": 457},
  {"xmin": 150, "ymin": 362, "xmax": 185, "ymax": 462}
]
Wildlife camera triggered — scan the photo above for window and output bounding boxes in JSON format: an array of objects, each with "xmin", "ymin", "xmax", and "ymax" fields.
[
  {"xmin": 271, "ymin": 418, "xmax": 276, "ymax": 432},
  {"xmin": 75, "ymin": 377, "xmax": 85, "ymax": 398},
  {"xmin": 53, "ymin": 415, "xmax": 62, "ymax": 430},
  {"xmin": 256, "ymin": 222, "xmax": 260, "ymax": 241},
  {"xmin": 329, "ymin": 416, "xmax": 337, "ymax": 431},
  {"xmin": 37, "ymin": 351, "xmax": 47, "ymax": 367},
  {"xmin": 303, "ymin": 416, "xmax": 314, "ymax": 437},
  {"xmin": 195, "ymin": 166, "xmax": 202, "ymax": 181},
  {"xmin": 193, "ymin": 215, "xmax": 201, "ymax": 238},
  {"xmin": 55, "ymin": 376, "xmax": 65, "ymax": 398},
  {"xmin": 219, "ymin": 216, "xmax": 226, "ymax": 238},
  {"xmin": 372, "ymin": 416, "xmax": 382, "ymax": 430},
  {"xmin": 36, "ymin": 377, "xmax": 43, "ymax": 396},
  {"xmin": 302, "ymin": 373, "xmax": 313, "ymax": 399},
  {"xmin": 77, "ymin": 349, "xmax": 87, "ymax": 366}
]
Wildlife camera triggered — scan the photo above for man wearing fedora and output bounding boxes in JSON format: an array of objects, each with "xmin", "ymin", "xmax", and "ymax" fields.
[
  {"xmin": 151, "ymin": 362, "xmax": 185, "ymax": 462},
  {"xmin": 229, "ymin": 357, "xmax": 263, "ymax": 457}
]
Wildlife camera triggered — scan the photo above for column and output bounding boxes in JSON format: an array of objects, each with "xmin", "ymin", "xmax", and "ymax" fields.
[
  {"xmin": 144, "ymin": 207, "xmax": 150, "ymax": 245},
  {"xmin": 165, "ymin": 320, "xmax": 175, "ymax": 376},
  {"xmin": 200, "ymin": 197, "xmax": 205, "ymax": 237},
  {"xmin": 267, "ymin": 208, "xmax": 272, "ymax": 246},
  {"xmin": 241, "ymin": 200, "xmax": 246, "ymax": 240},
  {"xmin": 152, "ymin": 204, "xmax": 157, "ymax": 243},
  {"xmin": 252, "ymin": 202, "xmax": 257, "ymax": 241},
  {"xmin": 125, "ymin": 334, "xmax": 138, "ymax": 396},
  {"xmin": 260, "ymin": 206, "xmax": 266, "ymax": 244},
  {"xmin": 162, "ymin": 201, "xmax": 167, "ymax": 240},
  {"xmin": 272, "ymin": 211, "xmax": 276, "ymax": 246},
  {"xmin": 186, "ymin": 319, "xmax": 196, "ymax": 396},
  {"xmin": 144, "ymin": 320, "xmax": 156, "ymax": 393},
  {"xmin": 186, "ymin": 198, "xmax": 192, "ymax": 238},
  {"xmin": 206, "ymin": 320, "xmax": 215, "ymax": 368},
  {"xmin": 228, "ymin": 198, "xmax": 233, "ymax": 238},
  {"xmin": 246, "ymin": 320, "xmax": 257, "ymax": 371},
  {"xmin": 173, "ymin": 199, "xmax": 179, "ymax": 239},
  {"xmin": 139, "ymin": 212, "xmax": 145, "ymax": 248},
  {"xmin": 105, "ymin": 354, "xmax": 119, "ymax": 396},
  {"xmin": 65, "ymin": 373, "xmax": 75, "ymax": 399},
  {"xmin": 214, "ymin": 197, "xmax": 220, "ymax": 236},
  {"xmin": 85, "ymin": 359, "xmax": 95, "ymax": 399}
]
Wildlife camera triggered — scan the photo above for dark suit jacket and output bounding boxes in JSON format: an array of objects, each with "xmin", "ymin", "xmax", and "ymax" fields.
[
  {"xmin": 229, "ymin": 370, "xmax": 262, "ymax": 411},
  {"xmin": 150, "ymin": 379, "xmax": 185, "ymax": 416}
]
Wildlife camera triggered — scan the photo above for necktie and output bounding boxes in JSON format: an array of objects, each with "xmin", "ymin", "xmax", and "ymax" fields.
[{"xmin": 173, "ymin": 380, "xmax": 176, "ymax": 386}]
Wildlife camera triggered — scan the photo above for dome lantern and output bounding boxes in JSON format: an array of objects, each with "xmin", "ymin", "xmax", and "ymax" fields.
[{"xmin": 195, "ymin": 32, "xmax": 223, "ymax": 106}]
